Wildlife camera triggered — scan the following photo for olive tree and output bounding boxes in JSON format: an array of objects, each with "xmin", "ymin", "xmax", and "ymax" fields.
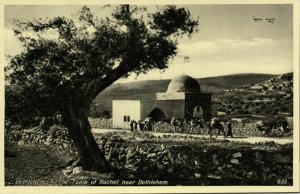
[{"xmin": 6, "ymin": 5, "xmax": 198, "ymax": 172}]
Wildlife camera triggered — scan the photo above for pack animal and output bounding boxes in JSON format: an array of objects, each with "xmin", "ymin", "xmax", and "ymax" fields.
[
  {"xmin": 171, "ymin": 117, "xmax": 184, "ymax": 133},
  {"xmin": 207, "ymin": 118, "xmax": 226, "ymax": 138}
]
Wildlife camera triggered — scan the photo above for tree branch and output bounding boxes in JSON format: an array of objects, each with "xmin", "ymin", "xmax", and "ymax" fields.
[{"xmin": 87, "ymin": 64, "xmax": 134, "ymax": 102}]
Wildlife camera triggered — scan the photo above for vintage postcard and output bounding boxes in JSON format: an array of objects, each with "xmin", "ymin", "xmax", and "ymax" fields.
[{"xmin": 0, "ymin": 0, "xmax": 299, "ymax": 193}]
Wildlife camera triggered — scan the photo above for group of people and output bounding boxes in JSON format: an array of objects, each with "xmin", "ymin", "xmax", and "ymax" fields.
[
  {"xmin": 129, "ymin": 117, "xmax": 234, "ymax": 138},
  {"xmin": 129, "ymin": 120, "xmax": 153, "ymax": 132}
]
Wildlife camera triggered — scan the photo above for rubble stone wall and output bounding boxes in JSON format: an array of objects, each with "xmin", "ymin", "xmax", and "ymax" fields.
[
  {"xmin": 88, "ymin": 118, "xmax": 292, "ymax": 137},
  {"xmin": 96, "ymin": 133, "xmax": 293, "ymax": 185},
  {"xmin": 6, "ymin": 127, "xmax": 293, "ymax": 185},
  {"xmin": 89, "ymin": 118, "xmax": 112, "ymax": 129}
]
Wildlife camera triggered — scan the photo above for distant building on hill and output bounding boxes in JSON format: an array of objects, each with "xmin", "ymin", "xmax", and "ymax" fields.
[
  {"xmin": 112, "ymin": 75, "xmax": 212, "ymax": 129},
  {"xmin": 250, "ymin": 85, "xmax": 263, "ymax": 90}
]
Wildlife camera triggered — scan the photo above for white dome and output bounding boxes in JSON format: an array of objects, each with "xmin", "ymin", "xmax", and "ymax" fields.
[{"xmin": 167, "ymin": 75, "xmax": 201, "ymax": 92}]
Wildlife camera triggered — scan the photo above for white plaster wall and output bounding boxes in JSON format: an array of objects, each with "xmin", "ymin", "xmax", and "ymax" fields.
[{"xmin": 112, "ymin": 100, "xmax": 141, "ymax": 129}]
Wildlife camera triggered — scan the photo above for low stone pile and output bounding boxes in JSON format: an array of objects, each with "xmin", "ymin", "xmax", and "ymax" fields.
[
  {"xmin": 89, "ymin": 118, "xmax": 112, "ymax": 129},
  {"xmin": 152, "ymin": 122, "xmax": 175, "ymax": 133},
  {"xmin": 232, "ymin": 123, "xmax": 265, "ymax": 136},
  {"xmin": 6, "ymin": 125, "xmax": 74, "ymax": 149}
]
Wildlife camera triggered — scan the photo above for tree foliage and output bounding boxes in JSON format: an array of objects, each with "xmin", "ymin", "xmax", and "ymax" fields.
[{"xmin": 6, "ymin": 5, "xmax": 198, "ymax": 114}]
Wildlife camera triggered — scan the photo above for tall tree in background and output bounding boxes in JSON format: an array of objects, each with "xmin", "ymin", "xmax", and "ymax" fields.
[{"xmin": 6, "ymin": 5, "xmax": 198, "ymax": 171}]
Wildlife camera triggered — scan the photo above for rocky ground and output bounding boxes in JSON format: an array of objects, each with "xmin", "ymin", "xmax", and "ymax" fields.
[{"xmin": 5, "ymin": 126, "xmax": 293, "ymax": 186}]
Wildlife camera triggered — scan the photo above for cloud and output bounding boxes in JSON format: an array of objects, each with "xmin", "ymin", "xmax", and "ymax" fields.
[
  {"xmin": 120, "ymin": 38, "xmax": 292, "ymax": 82},
  {"xmin": 4, "ymin": 28, "xmax": 292, "ymax": 83},
  {"xmin": 177, "ymin": 38, "xmax": 291, "ymax": 60},
  {"xmin": 4, "ymin": 28, "xmax": 23, "ymax": 57}
]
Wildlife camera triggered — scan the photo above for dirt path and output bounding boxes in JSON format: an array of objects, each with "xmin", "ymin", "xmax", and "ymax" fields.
[
  {"xmin": 92, "ymin": 128, "xmax": 293, "ymax": 145},
  {"xmin": 5, "ymin": 143, "xmax": 71, "ymax": 185}
]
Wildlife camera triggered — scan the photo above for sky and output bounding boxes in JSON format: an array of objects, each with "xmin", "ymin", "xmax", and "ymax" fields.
[{"xmin": 4, "ymin": 4, "xmax": 293, "ymax": 83}]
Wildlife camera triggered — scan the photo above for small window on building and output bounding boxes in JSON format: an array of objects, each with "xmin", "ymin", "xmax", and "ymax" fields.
[
  {"xmin": 124, "ymin": 115, "xmax": 131, "ymax": 122},
  {"xmin": 193, "ymin": 106, "xmax": 204, "ymax": 119}
]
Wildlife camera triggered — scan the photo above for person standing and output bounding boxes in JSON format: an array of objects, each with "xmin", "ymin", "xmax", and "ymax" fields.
[
  {"xmin": 197, "ymin": 118, "xmax": 205, "ymax": 134},
  {"xmin": 225, "ymin": 121, "xmax": 233, "ymax": 138},
  {"xmin": 134, "ymin": 121, "xmax": 138, "ymax": 132},
  {"xmin": 171, "ymin": 117, "xmax": 177, "ymax": 133},
  {"xmin": 130, "ymin": 120, "xmax": 135, "ymax": 132},
  {"xmin": 177, "ymin": 118, "xmax": 184, "ymax": 133},
  {"xmin": 138, "ymin": 120, "xmax": 144, "ymax": 132},
  {"xmin": 190, "ymin": 118, "xmax": 196, "ymax": 134}
]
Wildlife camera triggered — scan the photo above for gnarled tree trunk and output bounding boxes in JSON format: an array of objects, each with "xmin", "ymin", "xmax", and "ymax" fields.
[{"xmin": 60, "ymin": 102, "xmax": 110, "ymax": 172}]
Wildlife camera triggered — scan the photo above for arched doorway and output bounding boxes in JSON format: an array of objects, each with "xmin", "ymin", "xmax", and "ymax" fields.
[
  {"xmin": 193, "ymin": 106, "xmax": 204, "ymax": 118},
  {"xmin": 148, "ymin": 108, "xmax": 166, "ymax": 122}
]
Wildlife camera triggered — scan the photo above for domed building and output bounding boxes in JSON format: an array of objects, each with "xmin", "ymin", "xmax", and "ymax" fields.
[
  {"xmin": 112, "ymin": 75, "xmax": 212, "ymax": 129},
  {"xmin": 167, "ymin": 75, "xmax": 201, "ymax": 93}
]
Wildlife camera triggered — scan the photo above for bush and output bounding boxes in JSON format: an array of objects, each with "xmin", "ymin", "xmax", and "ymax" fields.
[
  {"xmin": 5, "ymin": 86, "xmax": 40, "ymax": 128},
  {"xmin": 89, "ymin": 106, "xmax": 111, "ymax": 118}
]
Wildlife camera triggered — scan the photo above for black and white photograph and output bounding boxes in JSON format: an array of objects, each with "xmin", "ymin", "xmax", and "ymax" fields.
[{"xmin": 1, "ymin": 0, "xmax": 299, "ymax": 193}]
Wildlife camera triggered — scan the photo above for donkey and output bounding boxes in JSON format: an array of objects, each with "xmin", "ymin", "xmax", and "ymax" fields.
[
  {"xmin": 170, "ymin": 117, "xmax": 184, "ymax": 133},
  {"xmin": 207, "ymin": 118, "xmax": 226, "ymax": 138}
]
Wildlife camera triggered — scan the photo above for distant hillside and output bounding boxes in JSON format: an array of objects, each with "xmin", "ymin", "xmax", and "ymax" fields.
[
  {"xmin": 212, "ymin": 72, "xmax": 293, "ymax": 118},
  {"xmin": 91, "ymin": 73, "xmax": 276, "ymax": 116},
  {"xmin": 98, "ymin": 73, "xmax": 276, "ymax": 96}
]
